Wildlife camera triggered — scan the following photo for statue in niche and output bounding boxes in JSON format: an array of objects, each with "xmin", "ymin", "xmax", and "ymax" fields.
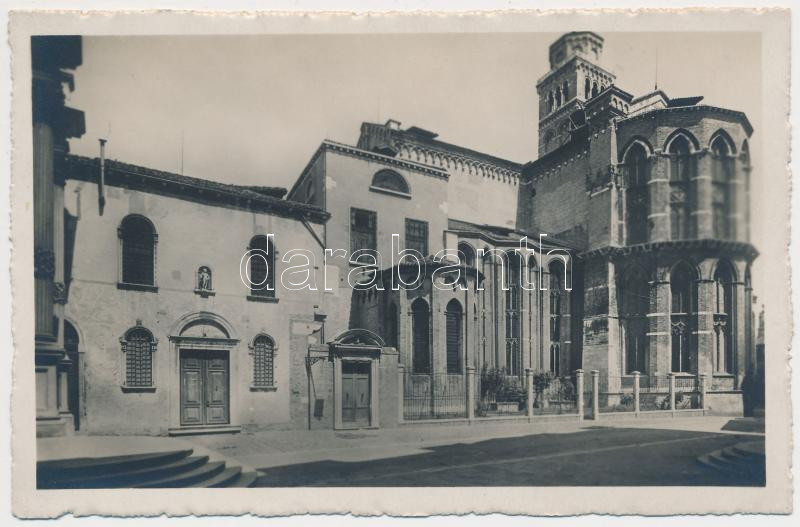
[{"xmin": 197, "ymin": 266, "xmax": 212, "ymax": 291}]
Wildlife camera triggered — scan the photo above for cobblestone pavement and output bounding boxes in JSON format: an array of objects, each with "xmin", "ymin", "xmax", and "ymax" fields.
[{"xmin": 183, "ymin": 417, "xmax": 764, "ymax": 486}]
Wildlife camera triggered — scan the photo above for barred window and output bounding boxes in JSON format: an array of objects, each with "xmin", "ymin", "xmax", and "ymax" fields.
[
  {"xmin": 121, "ymin": 327, "xmax": 156, "ymax": 387},
  {"xmin": 249, "ymin": 236, "xmax": 275, "ymax": 297},
  {"xmin": 405, "ymin": 219, "xmax": 428, "ymax": 256},
  {"xmin": 252, "ymin": 335, "xmax": 275, "ymax": 387},
  {"xmin": 350, "ymin": 208, "xmax": 377, "ymax": 262},
  {"xmin": 119, "ymin": 215, "xmax": 157, "ymax": 286}
]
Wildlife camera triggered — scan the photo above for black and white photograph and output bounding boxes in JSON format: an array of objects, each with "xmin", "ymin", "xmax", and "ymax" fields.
[{"xmin": 5, "ymin": 6, "xmax": 793, "ymax": 519}]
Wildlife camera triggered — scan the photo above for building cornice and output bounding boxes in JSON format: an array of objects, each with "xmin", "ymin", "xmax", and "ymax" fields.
[
  {"xmin": 62, "ymin": 154, "xmax": 331, "ymax": 223},
  {"xmin": 580, "ymin": 240, "xmax": 759, "ymax": 261},
  {"xmin": 617, "ymin": 105, "xmax": 754, "ymax": 136}
]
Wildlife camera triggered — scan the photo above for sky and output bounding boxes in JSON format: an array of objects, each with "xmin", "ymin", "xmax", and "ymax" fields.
[{"xmin": 65, "ymin": 31, "xmax": 763, "ymax": 283}]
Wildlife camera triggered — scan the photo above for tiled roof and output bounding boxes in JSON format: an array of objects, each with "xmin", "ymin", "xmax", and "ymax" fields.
[{"xmin": 62, "ymin": 154, "xmax": 330, "ymax": 222}]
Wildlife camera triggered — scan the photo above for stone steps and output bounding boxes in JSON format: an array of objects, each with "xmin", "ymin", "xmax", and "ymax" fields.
[
  {"xmin": 696, "ymin": 441, "xmax": 765, "ymax": 483},
  {"xmin": 38, "ymin": 448, "xmax": 257, "ymax": 489}
]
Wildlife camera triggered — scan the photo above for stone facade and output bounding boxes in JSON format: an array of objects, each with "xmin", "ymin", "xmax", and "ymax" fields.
[{"xmin": 38, "ymin": 31, "xmax": 760, "ymax": 436}]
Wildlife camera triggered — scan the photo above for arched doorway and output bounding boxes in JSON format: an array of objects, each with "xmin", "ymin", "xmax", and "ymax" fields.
[{"xmin": 169, "ymin": 312, "xmax": 239, "ymax": 432}]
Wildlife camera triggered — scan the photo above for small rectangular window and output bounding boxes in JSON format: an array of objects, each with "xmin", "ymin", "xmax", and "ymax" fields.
[
  {"xmin": 405, "ymin": 219, "xmax": 428, "ymax": 256},
  {"xmin": 350, "ymin": 208, "xmax": 377, "ymax": 263}
]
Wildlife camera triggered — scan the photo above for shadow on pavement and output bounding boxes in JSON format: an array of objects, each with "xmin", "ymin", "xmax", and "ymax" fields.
[
  {"xmin": 255, "ymin": 426, "xmax": 765, "ymax": 487},
  {"xmin": 721, "ymin": 417, "xmax": 765, "ymax": 434}
]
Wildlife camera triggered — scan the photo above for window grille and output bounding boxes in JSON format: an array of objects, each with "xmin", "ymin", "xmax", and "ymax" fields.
[
  {"xmin": 405, "ymin": 219, "xmax": 428, "ymax": 256},
  {"xmin": 350, "ymin": 208, "xmax": 377, "ymax": 261},
  {"xmin": 122, "ymin": 327, "xmax": 155, "ymax": 387},
  {"xmin": 252, "ymin": 335, "xmax": 275, "ymax": 387}
]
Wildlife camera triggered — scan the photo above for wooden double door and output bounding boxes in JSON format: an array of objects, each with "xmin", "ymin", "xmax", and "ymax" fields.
[
  {"xmin": 341, "ymin": 361, "xmax": 371, "ymax": 426},
  {"xmin": 180, "ymin": 349, "xmax": 229, "ymax": 426}
]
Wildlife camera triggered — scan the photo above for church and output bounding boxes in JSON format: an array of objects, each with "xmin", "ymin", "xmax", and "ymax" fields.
[{"xmin": 33, "ymin": 31, "xmax": 759, "ymax": 437}]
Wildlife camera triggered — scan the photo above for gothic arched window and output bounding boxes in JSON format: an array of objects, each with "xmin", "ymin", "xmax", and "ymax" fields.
[
  {"xmin": 504, "ymin": 253, "xmax": 522, "ymax": 376},
  {"xmin": 458, "ymin": 242, "xmax": 476, "ymax": 268},
  {"xmin": 591, "ymin": 81, "xmax": 598, "ymax": 98},
  {"xmin": 251, "ymin": 334, "xmax": 276, "ymax": 388},
  {"xmin": 248, "ymin": 236, "xmax": 275, "ymax": 298},
  {"xmin": 562, "ymin": 80, "xmax": 569, "ymax": 102},
  {"xmin": 624, "ymin": 143, "xmax": 650, "ymax": 244},
  {"xmin": 121, "ymin": 326, "xmax": 156, "ymax": 388},
  {"xmin": 621, "ymin": 266, "xmax": 649, "ymax": 374},
  {"xmin": 585, "ymin": 77, "xmax": 591, "ymax": 99},
  {"xmin": 445, "ymin": 299, "xmax": 463, "ymax": 374},
  {"xmin": 711, "ymin": 135, "xmax": 735, "ymax": 239},
  {"xmin": 411, "ymin": 299, "xmax": 430, "ymax": 374},
  {"xmin": 714, "ymin": 262, "xmax": 734, "ymax": 374},
  {"xmin": 119, "ymin": 215, "xmax": 157, "ymax": 287},
  {"xmin": 668, "ymin": 135, "xmax": 694, "ymax": 240},
  {"xmin": 670, "ymin": 263, "xmax": 697, "ymax": 373},
  {"xmin": 549, "ymin": 261, "xmax": 567, "ymax": 376}
]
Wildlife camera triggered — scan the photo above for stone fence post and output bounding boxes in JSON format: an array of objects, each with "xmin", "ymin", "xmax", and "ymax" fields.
[
  {"xmin": 591, "ymin": 370, "xmax": 600, "ymax": 420},
  {"xmin": 397, "ymin": 364, "xmax": 405, "ymax": 423},
  {"xmin": 525, "ymin": 368, "xmax": 534, "ymax": 421},
  {"xmin": 575, "ymin": 369, "xmax": 585, "ymax": 420},
  {"xmin": 668, "ymin": 372, "xmax": 676, "ymax": 411},
  {"xmin": 632, "ymin": 371, "xmax": 641, "ymax": 414},
  {"xmin": 466, "ymin": 365, "xmax": 476, "ymax": 422},
  {"xmin": 699, "ymin": 373, "xmax": 708, "ymax": 411}
]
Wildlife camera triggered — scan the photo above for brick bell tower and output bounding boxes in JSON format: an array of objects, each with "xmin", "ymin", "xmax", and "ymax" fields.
[{"xmin": 536, "ymin": 32, "xmax": 615, "ymax": 156}]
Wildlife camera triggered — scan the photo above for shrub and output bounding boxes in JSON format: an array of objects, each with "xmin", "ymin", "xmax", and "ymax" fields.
[{"xmin": 619, "ymin": 393, "xmax": 635, "ymax": 407}]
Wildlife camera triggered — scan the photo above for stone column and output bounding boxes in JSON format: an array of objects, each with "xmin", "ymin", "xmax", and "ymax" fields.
[
  {"xmin": 733, "ymin": 277, "xmax": 748, "ymax": 390},
  {"xmin": 591, "ymin": 369, "xmax": 600, "ymax": 420},
  {"xmin": 633, "ymin": 371, "xmax": 641, "ymax": 413},
  {"xmin": 467, "ymin": 365, "xmax": 476, "ymax": 421},
  {"xmin": 525, "ymin": 368, "xmax": 534, "ymax": 420},
  {"xmin": 575, "ymin": 369, "xmax": 585, "ymax": 419},
  {"xmin": 693, "ymin": 151, "xmax": 713, "ymax": 239}
]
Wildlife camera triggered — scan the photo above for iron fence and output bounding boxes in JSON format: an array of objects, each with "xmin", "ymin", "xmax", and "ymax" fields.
[
  {"xmin": 403, "ymin": 372, "xmax": 467, "ymax": 420},
  {"xmin": 533, "ymin": 375, "xmax": 578, "ymax": 415},
  {"xmin": 475, "ymin": 374, "xmax": 526, "ymax": 416}
]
